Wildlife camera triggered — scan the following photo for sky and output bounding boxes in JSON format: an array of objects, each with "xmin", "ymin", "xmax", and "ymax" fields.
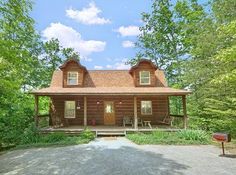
[{"xmin": 31, "ymin": 0, "xmax": 153, "ymax": 70}]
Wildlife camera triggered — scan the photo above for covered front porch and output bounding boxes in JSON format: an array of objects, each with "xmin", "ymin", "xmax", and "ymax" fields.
[
  {"xmin": 34, "ymin": 94, "xmax": 189, "ymax": 132},
  {"xmin": 40, "ymin": 125, "xmax": 183, "ymax": 137}
]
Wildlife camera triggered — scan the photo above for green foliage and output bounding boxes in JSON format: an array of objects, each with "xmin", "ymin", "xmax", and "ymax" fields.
[
  {"xmin": 0, "ymin": 0, "xmax": 81, "ymax": 148},
  {"xmin": 177, "ymin": 130, "xmax": 209, "ymax": 142},
  {"xmin": 41, "ymin": 38, "xmax": 80, "ymax": 87},
  {"xmin": 80, "ymin": 129, "xmax": 96, "ymax": 140},
  {"xmin": 127, "ymin": 130, "xmax": 210, "ymax": 145},
  {"xmin": 40, "ymin": 132, "xmax": 67, "ymax": 143},
  {"xmin": 20, "ymin": 124, "xmax": 40, "ymax": 145},
  {"xmin": 132, "ymin": 0, "xmax": 236, "ymax": 137}
]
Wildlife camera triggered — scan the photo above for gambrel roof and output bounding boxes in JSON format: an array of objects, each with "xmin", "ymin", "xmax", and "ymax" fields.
[{"xmin": 32, "ymin": 59, "xmax": 191, "ymax": 95}]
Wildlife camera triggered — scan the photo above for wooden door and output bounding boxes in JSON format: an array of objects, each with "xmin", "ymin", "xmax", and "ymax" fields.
[{"xmin": 104, "ymin": 101, "xmax": 115, "ymax": 125}]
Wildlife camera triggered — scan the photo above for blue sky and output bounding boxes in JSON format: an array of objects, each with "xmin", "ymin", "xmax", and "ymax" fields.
[{"xmin": 31, "ymin": 0, "xmax": 153, "ymax": 70}]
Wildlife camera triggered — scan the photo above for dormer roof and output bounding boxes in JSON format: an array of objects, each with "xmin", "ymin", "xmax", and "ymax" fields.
[
  {"xmin": 129, "ymin": 59, "xmax": 158, "ymax": 74},
  {"xmin": 59, "ymin": 58, "xmax": 88, "ymax": 73}
]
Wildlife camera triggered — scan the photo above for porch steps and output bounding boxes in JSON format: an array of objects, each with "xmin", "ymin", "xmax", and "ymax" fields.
[{"xmin": 96, "ymin": 130, "xmax": 126, "ymax": 137}]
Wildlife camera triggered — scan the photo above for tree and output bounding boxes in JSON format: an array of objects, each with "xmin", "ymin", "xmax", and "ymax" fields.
[
  {"xmin": 181, "ymin": 0, "xmax": 236, "ymax": 133},
  {"xmin": 0, "ymin": 0, "xmax": 80, "ymax": 145},
  {"xmin": 41, "ymin": 38, "xmax": 80, "ymax": 87},
  {"xmin": 0, "ymin": 0, "xmax": 40, "ymax": 144},
  {"xmin": 134, "ymin": 0, "xmax": 183, "ymax": 85}
]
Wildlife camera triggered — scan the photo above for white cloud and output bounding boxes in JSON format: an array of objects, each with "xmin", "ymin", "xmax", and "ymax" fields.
[
  {"xmin": 94, "ymin": 65, "xmax": 103, "ymax": 69},
  {"xmin": 66, "ymin": 2, "xmax": 110, "ymax": 25},
  {"xmin": 106, "ymin": 64, "xmax": 112, "ymax": 69},
  {"xmin": 105, "ymin": 59, "xmax": 130, "ymax": 70},
  {"xmin": 114, "ymin": 62, "xmax": 130, "ymax": 70},
  {"xmin": 42, "ymin": 23, "xmax": 106, "ymax": 58},
  {"xmin": 115, "ymin": 25, "xmax": 140, "ymax": 37},
  {"xmin": 122, "ymin": 40, "xmax": 135, "ymax": 48}
]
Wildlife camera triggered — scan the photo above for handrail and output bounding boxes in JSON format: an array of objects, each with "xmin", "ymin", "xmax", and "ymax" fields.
[
  {"xmin": 38, "ymin": 114, "xmax": 50, "ymax": 118},
  {"xmin": 169, "ymin": 114, "xmax": 184, "ymax": 118}
]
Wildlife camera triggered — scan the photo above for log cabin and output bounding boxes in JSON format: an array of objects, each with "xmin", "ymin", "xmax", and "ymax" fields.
[{"xmin": 32, "ymin": 58, "xmax": 191, "ymax": 130}]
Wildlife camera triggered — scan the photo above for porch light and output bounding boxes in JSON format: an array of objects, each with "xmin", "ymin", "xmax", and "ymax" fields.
[
  {"xmin": 77, "ymin": 101, "xmax": 81, "ymax": 109},
  {"xmin": 119, "ymin": 101, "xmax": 122, "ymax": 104},
  {"xmin": 96, "ymin": 101, "xmax": 100, "ymax": 105}
]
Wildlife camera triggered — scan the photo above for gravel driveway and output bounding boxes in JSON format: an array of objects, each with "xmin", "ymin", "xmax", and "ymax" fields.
[{"xmin": 0, "ymin": 137, "xmax": 236, "ymax": 175}]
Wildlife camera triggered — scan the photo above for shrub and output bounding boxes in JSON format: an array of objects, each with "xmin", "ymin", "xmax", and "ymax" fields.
[
  {"xmin": 80, "ymin": 129, "xmax": 95, "ymax": 140},
  {"xmin": 40, "ymin": 132, "xmax": 66, "ymax": 143},
  {"xmin": 177, "ymin": 130, "xmax": 210, "ymax": 142},
  {"xmin": 20, "ymin": 123, "xmax": 40, "ymax": 145}
]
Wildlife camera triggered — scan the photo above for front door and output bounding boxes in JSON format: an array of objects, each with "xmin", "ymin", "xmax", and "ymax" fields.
[{"xmin": 104, "ymin": 101, "xmax": 115, "ymax": 125}]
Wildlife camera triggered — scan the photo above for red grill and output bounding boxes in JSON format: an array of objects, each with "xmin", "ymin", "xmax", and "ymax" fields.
[{"xmin": 213, "ymin": 133, "xmax": 231, "ymax": 142}]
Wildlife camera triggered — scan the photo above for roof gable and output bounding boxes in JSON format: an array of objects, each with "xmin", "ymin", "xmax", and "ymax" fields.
[
  {"xmin": 59, "ymin": 58, "xmax": 87, "ymax": 72},
  {"xmin": 129, "ymin": 59, "xmax": 157, "ymax": 74}
]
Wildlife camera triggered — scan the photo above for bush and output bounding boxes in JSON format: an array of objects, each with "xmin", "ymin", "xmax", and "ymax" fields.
[
  {"xmin": 189, "ymin": 117, "xmax": 236, "ymax": 138},
  {"xmin": 177, "ymin": 130, "xmax": 209, "ymax": 142},
  {"xmin": 80, "ymin": 129, "xmax": 95, "ymax": 140},
  {"xmin": 127, "ymin": 130, "xmax": 211, "ymax": 145},
  {"xmin": 40, "ymin": 132, "xmax": 66, "ymax": 143},
  {"xmin": 20, "ymin": 123, "xmax": 40, "ymax": 145}
]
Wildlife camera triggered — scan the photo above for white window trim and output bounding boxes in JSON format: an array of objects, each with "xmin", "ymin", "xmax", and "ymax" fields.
[
  {"xmin": 141, "ymin": 101, "xmax": 152, "ymax": 115},
  {"xmin": 139, "ymin": 71, "xmax": 151, "ymax": 85},
  {"xmin": 64, "ymin": 101, "xmax": 76, "ymax": 118},
  {"xmin": 67, "ymin": 71, "xmax": 78, "ymax": 85}
]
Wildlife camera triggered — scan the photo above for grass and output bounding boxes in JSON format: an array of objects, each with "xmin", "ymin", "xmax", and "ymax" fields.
[
  {"xmin": 127, "ymin": 130, "xmax": 211, "ymax": 145},
  {"xmin": 15, "ymin": 136, "xmax": 92, "ymax": 150},
  {"xmin": 1, "ymin": 129, "xmax": 95, "ymax": 151}
]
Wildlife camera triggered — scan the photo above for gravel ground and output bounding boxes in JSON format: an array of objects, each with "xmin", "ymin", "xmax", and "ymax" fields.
[{"xmin": 0, "ymin": 137, "xmax": 236, "ymax": 175}]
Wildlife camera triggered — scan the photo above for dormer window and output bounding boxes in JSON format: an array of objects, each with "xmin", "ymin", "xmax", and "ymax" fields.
[
  {"xmin": 140, "ymin": 71, "xmax": 150, "ymax": 85},
  {"xmin": 67, "ymin": 72, "xmax": 78, "ymax": 85}
]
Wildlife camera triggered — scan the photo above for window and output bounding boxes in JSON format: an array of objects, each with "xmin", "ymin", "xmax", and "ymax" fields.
[
  {"xmin": 140, "ymin": 71, "xmax": 150, "ymax": 85},
  {"xmin": 67, "ymin": 72, "xmax": 78, "ymax": 85},
  {"xmin": 64, "ymin": 101, "xmax": 76, "ymax": 118},
  {"xmin": 141, "ymin": 101, "xmax": 152, "ymax": 115},
  {"xmin": 105, "ymin": 102, "xmax": 114, "ymax": 113}
]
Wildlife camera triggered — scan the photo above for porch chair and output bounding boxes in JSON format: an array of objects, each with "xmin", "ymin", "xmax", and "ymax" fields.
[
  {"xmin": 157, "ymin": 115, "xmax": 173, "ymax": 126},
  {"xmin": 123, "ymin": 116, "xmax": 133, "ymax": 127},
  {"xmin": 138, "ymin": 117, "xmax": 144, "ymax": 127}
]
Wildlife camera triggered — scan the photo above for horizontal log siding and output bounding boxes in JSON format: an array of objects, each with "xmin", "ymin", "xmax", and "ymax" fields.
[
  {"xmin": 51, "ymin": 96, "xmax": 84, "ymax": 126},
  {"xmin": 50, "ymin": 95, "xmax": 168, "ymax": 126},
  {"xmin": 133, "ymin": 62, "xmax": 157, "ymax": 87},
  {"xmin": 86, "ymin": 96, "xmax": 134, "ymax": 125},
  {"xmin": 62, "ymin": 61, "xmax": 84, "ymax": 88},
  {"xmin": 137, "ymin": 96, "xmax": 168, "ymax": 124}
]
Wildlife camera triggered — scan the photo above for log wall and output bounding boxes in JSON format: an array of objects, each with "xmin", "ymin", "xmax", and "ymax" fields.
[{"xmin": 50, "ymin": 95, "xmax": 168, "ymax": 126}]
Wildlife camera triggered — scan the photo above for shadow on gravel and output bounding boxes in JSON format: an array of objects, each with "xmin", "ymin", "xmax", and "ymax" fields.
[
  {"xmin": 0, "ymin": 145, "xmax": 189, "ymax": 175},
  {"xmin": 219, "ymin": 154, "xmax": 236, "ymax": 159}
]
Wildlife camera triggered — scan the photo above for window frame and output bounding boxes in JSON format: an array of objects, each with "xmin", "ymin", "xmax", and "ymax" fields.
[
  {"xmin": 141, "ymin": 100, "xmax": 152, "ymax": 115},
  {"xmin": 64, "ymin": 101, "xmax": 76, "ymax": 118},
  {"xmin": 139, "ymin": 71, "xmax": 151, "ymax": 85},
  {"xmin": 67, "ymin": 71, "xmax": 78, "ymax": 85}
]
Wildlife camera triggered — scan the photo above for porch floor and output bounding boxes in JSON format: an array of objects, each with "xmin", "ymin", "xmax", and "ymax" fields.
[{"xmin": 40, "ymin": 125, "xmax": 182, "ymax": 133}]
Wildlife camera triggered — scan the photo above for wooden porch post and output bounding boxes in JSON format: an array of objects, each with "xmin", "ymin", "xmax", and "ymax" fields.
[
  {"xmin": 34, "ymin": 95, "xmax": 39, "ymax": 127},
  {"xmin": 167, "ymin": 96, "xmax": 170, "ymax": 116},
  {"xmin": 134, "ymin": 96, "xmax": 138, "ymax": 130},
  {"xmin": 182, "ymin": 95, "xmax": 187, "ymax": 129},
  {"xmin": 167, "ymin": 96, "xmax": 171, "ymax": 126},
  {"xmin": 84, "ymin": 96, "xmax": 87, "ymax": 127}
]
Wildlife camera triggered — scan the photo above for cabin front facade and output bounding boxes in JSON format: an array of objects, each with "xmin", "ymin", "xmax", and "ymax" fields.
[{"xmin": 32, "ymin": 59, "xmax": 190, "ymax": 130}]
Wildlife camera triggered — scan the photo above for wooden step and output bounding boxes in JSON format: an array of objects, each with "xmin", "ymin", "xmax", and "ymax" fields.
[{"xmin": 96, "ymin": 131, "xmax": 126, "ymax": 137}]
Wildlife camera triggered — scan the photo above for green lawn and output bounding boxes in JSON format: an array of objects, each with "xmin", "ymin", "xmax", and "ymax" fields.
[
  {"xmin": 127, "ymin": 130, "xmax": 211, "ymax": 145},
  {"xmin": 15, "ymin": 136, "xmax": 92, "ymax": 150},
  {"xmin": 1, "ymin": 129, "xmax": 95, "ymax": 151}
]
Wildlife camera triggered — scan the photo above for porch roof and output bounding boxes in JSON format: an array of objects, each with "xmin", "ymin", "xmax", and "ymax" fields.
[{"xmin": 31, "ymin": 87, "xmax": 191, "ymax": 96}]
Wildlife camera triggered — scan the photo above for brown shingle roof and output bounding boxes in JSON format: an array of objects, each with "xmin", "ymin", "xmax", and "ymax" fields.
[
  {"xmin": 32, "ymin": 87, "xmax": 190, "ymax": 95},
  {"xmin": 32, "ymin": 69, "xmax": 190, "ymax": 95},
  {"xmin": 50, "ymin": 69, "xmax": 167, "ymax": 88}
]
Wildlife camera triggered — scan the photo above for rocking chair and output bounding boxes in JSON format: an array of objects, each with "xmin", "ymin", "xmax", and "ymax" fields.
[{"xmin": 157, "ymin": 115, "xmax": 173, "ymax": 126}]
